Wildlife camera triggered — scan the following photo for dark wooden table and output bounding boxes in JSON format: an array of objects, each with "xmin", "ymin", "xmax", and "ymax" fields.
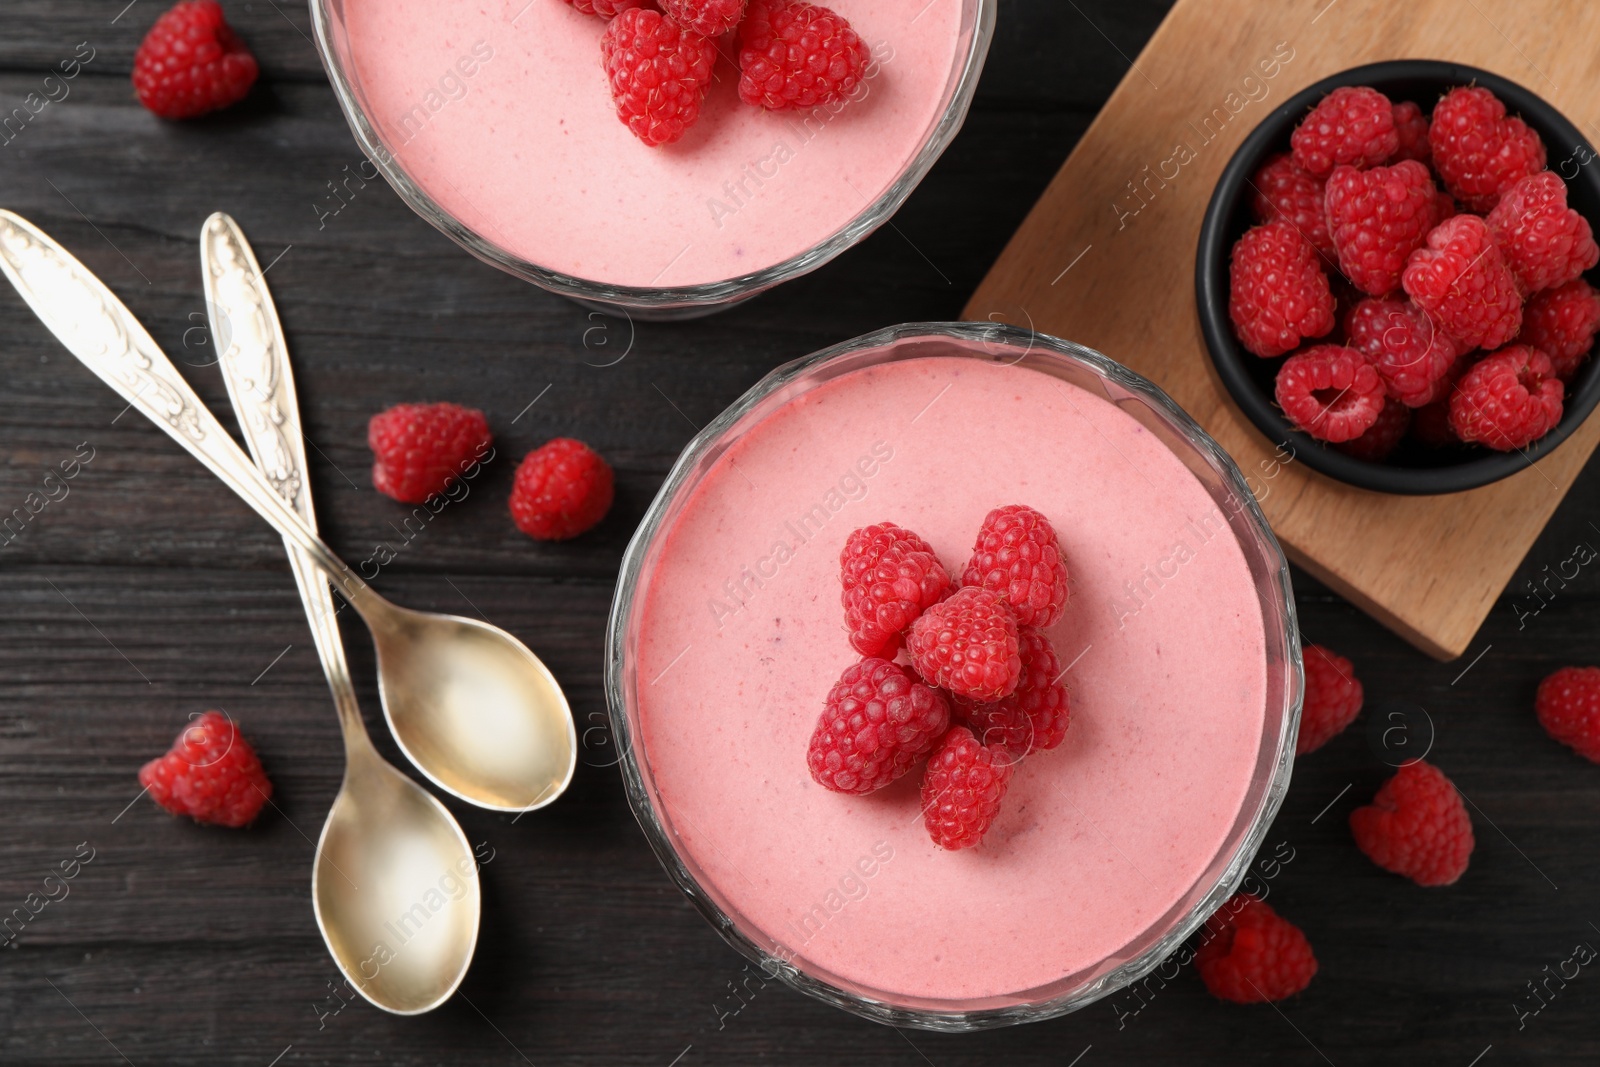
[{"xmin": 3, "ymin": 1, "xmax": 1599, "ymax": 1063}]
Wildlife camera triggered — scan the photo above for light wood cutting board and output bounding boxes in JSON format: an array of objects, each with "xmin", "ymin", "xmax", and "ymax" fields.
[{"xmin": 964, "ymin": 0, "xmax": 1600, "ymax": 660}]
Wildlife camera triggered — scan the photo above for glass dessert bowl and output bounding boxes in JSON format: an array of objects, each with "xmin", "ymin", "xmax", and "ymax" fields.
[
  {"xmin": 606, "ymin": 322, "xmax": 1303, "ymax": 1029},
  {"xmin": 310, "ymin": 0, "xmax": 996, "ymax": 318}
]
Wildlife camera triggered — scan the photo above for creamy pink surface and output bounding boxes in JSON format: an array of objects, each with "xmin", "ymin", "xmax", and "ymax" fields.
[
  {"xmin": 339, "ymin": 0, "xmax": 963, "ymax": 287},
  {"xmin": 632, "ymin": 354, "xmax": 1270, "ymax": 1001}
]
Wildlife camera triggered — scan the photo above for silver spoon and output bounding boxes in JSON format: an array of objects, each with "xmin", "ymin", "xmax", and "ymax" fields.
[
  {"xmin": 0, "ymin": 208, "xmax": 577, "ymax": 813},
  {"xmin": 203, "ymin": 212, "xmax": 478, "ymax": 1015}
]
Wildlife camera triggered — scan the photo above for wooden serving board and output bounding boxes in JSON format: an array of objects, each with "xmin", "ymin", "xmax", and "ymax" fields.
[{"xmin": 964, "ymin": 0, "xmax": 1600, "ymax": 661}]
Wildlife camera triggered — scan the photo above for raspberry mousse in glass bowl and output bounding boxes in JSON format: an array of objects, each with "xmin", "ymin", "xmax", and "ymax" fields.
[
  {"xmin": 606, "ymin": 322, "xmax": 1303, "ymax": 1028},
  {"xmin": 310, "ymin": 0, "xmax": 995, "ymax": 317}
]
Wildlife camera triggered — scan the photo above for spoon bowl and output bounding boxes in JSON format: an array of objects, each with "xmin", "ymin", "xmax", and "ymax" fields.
[
  {"xmin": 372, "ymin": 605, "xmax": 577, "ymax": 812},
  {"xmin": 314, "ymin": 738, "xmax": 481, "ymax": 1015}
]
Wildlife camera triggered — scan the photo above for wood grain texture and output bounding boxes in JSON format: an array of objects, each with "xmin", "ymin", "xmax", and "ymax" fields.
[
  {"xmin": 965, "ymin": 0, "xmax": 1600, "ymax": 660},
  {"xmin": 2, "ymin": 2, "xmax": 1600, "ymax": 1065}
]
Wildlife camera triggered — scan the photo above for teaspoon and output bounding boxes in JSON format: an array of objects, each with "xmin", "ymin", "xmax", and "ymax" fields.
[
  {"xmin": 204, "ymin": 212, "xmax": 478, "ymax": 1015},
  {"xmin": 0, "ymin": 208, "xmax": 577, "ymax": 813}
]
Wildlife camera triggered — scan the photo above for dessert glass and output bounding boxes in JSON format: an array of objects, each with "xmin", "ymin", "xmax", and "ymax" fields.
[
  {"xmin": 605, "ymin": 321, "xmax": 1303, "ymax": 1029},
  {"xmin": 309, "ymin": 0, "xmax": 996, "ymax": 318}
]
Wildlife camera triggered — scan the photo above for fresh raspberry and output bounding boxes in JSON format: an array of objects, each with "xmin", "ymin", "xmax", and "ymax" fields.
[
  {"xmin": 139, "ymin": 711, "xmax": 271, "ymax": 828},
  {"xmin": 1249, "ymin": 153, "xmax": 1334, "ymax": 259},
  {"xmin": 959, "ymin": 504, "xmax": 1069, "ymax": 628},
  {"xmin": 1336, "ymin": 396, "xmax": 1411, "ymax": 461},
  {"xmin": 367, "ymin": 402, "xmax": 492, "ymax": 505},
  {"xmin": 1429, "ymin": 86, "xmax": 1546, "ymax": 212},
  {"xmin": 1325, "ymin": 161, "xmax": 1441, "ymax": 296},
  {"xmin": 1350, "ymin": 760, "xmax": 1474, "ymax": 886},
  {"xmin": 1273, "ymin": 344, "xmax": 1386, "ymax": 443},
  {"xmin": 1228, "ymin": 222, "xmax": 1337, "ymax": 358},
  {"xmin": 603, "ymin": 6, "xmax": 716, "ymax": 146},
  {"xmin": 921, "ymin": 726, "xmax": 1014, "ymax": 850},
  {"xmin": 1448, "ymin": 345, "xmax": 1564, "ymax": 451},
  {"xmin": 510, "ymin": 437, "xmax": 614, "ymax": 540},
  {"xmin": 906, "ymin": 586, "xmax": 1021, "ymax": 702},
  {"xmin": 1402, "ymin": 215, "xmax": 1523, "ymax": 350},
  {"xmin": 564, "ymin": 0, "xmax": 649, "ymax": 17},
  {"xmin": 1522, "ymin": 280, "xmax": 1600, "ymax": 381},
  {"xmin": 1535, "ymin": 666, "xmax": 1600, "ymax": 763},
  {"xmin": 1485, "ymin": 171, "xmax": 1600, "ymax": 293},
  {"xmin": 662, "ymin": 0, "xmax": 747, "ymax": 36},
  {"xmin": 132, "ymin": 1, "xmax": 258, "ymax": 119},
  {"xmin": 1343, "ymin": 297, "xmax": 1461, "ymax": 406},
  {"xmin": 1391, "ymin": 100, "xmax": 1431, "ymax": 164},
  {"xmin": 839, "ymin": 523, "xmax": 950, "ymax": 657},
  {"xmin": 737, "ymin": 0, "xmax": 870, "ymax": 111},
  {"xmin": 1290, "ymin": 85, "xmax": 1399, "ymax": 177},
  {"xmin": 807, "ymin": 658, "xmax": 951, "ymax": 794},
  {"xmin": 1195, "ymin": 894, "xmax": 1317, "ymax": 1003},
  {"xmin": 1294, "ymin": 645, "xmax": 1364, "ymax": 753},
  {"xmin": 957, "ymin": 627, "xmax": 1070, "ymax": 757}
]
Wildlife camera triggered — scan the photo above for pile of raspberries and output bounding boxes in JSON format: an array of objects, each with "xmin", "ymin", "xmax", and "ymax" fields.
[
  {"xmin": 1229, "ymin": 84, "xmax": 1600, "ymax": 458},
  {"xmin": 806, "ymin": 505, "xmax": 1072, "ymax": 851},
  {"xmin": 566, "ymin": 0, "xmax": 874, "ymax": 147}
]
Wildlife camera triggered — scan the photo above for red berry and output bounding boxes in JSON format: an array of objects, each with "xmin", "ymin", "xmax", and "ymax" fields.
[
  {"xmin": 921, "ymin": 726, "xmax": 1013, "ymax": 850},
  {"xmin": 957, "ymin": 627, "xmax": 1070, "ymax": 757},
  {"xmin": 839, "ymin": 523, "xmax": 950, "ymax": 657},
  {"xmin": 906, "ymin": 586, "xmax": 1021, "ymax": 702},
  {"xmin": 1249, "ymin": 153, "xmax": 1335, "ymax": 260},
  {"xmin": 1195, "ymin": 894, "xmax": 1317, "ymax": 1003},
  {"xmin": 564, "ymin": 0, "xmax": 649, "ymax": 16},
  {"xmin": 1536, "ymin": 666, "xmax": 1600, "ymax": 763},
  {"xmin": 510, "ymin": 437, "xmax": 614, "ymax": 540},
  {"xmin": 1343, "ymin": 297, "xmax": 1461, "ymax": 407},
  {"xmin": 1290, "ymin": 85, "xmax": 1399, "ymax": 177},
  {"xmin": 1448, "ymin": 345, "xmax": 1564, "ymax": 451},
  {"xmin": 959, "ymin": 504, "xmax": 1069, "ymax": 628},
  {"xmin": 1325, "ymin": 160, "xmax": 1441, "ymax": 296},
  {"xmin": 1335, "ymin": 396, "xmax": 1411, "ymax": 461},
  {"xmin": 132, "ymin": 0, "xmax": 258, "ymax": 119},
  {"xmin": 1485, "ymin": 171, "xmax": 1600, "ymax": 293},
  {"xmin": 367, "ymin": 402, "xmax": 492, "ymax": 505},
  {"xmin": 1295, "ymin": 645, "xmax": 1364, "ymax": 753},
  {"xmin": 1522, "ymin": 280, "xmax": 1600, "ymax": 381},
  {"xmin": 662, "ymin": 0, "xmax": 748, "ymax": 36},
  {"xmin": 1274, "ymin": 344, "xmax": 1387, "ymax": 443},
  {"xmin": 1402, "ymin": 215, "xmax": 1523, "ymax": 350},
  {"xmin": 1390, "ymin": 100, "xmax": 1431, "ymax": 164},
  {"xmin": 1228, "ymin": 221, "xmax": 1337, "ymax": 358},
  {"xmin": 807, "ymin": 658, "xmax": 951, "ymax": 794},
  {"xmin": 1429, "ymin": 86, "xmax": 1546, "ymax": 212},
  {"xmin": 603, "ymin": 7, "xmax": 716, "ymax": 147},
  {"xmin": 1350, "ymin": 759, "xmax": 1474, "ymax": 887},
  {"xmin": 737, "ymin": 0, "xmax": 870, "ymax": 111},
  {"xmin": 1411, "ymin": 394, "xmax": 1460, "ymax": 448},
  {"xmin": 139, "ymin": 711, "xmax": 271, "ymax": 828}
]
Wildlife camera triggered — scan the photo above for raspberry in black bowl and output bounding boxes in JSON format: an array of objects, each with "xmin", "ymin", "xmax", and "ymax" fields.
[{"xmin": 1196, "ymin": 60, "xmax": 1600, "ymax": 495}]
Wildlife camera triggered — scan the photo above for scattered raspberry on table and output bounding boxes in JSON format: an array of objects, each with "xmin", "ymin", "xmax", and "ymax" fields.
[
  {"xmin": 840, "ymin": 522, "xmax": 950, "ymax": 658},
  {"xmin": 808, "ymin": 658, "xmax": 951, "ymax": 794},
  {"xmin": 139, "ymin": 711, "xmax": 272, "ymax": 828},
  {"xmin": 921, "ymin": 726, "xmax": 1014, "ymax": 850},
  {"xmin": 1350, "ymin": 759, "xmax": 1474, "ymax": 887},
  {"xmin": 1195, "ymin": 893, "xmax": 1317, "ymax": 1003},
  {"xmin": 602, "ymin": 6, "xmax": 717, "ymax": 146},
  {"xmin": 1296, "ymin": 644, "xmax": 1364, "ymax": 754},
  {"xmin": 367, "ymin": 402, "xmax": 492, "ymax": 505},
  {"xmin": 510, "ymin": 437, "xmax": 615, "ymax": 540},
  {"xmin": 738, "ymin": 0, "xmax": 871, "ymax": 111},
  {"xmin": 1447, "ymin": 345, "xmax": 1564, "ymax": 451},
  {"xmin": 960, "ymin": 504, "xmax": 1070, "ymax": 628},
  {"xmin": 133, "ymin": 0, "xmax": 258, "ymax": 119},
  {"xmin": 1535, "ymin": 665, "xmax": 1600, "ymax": 764}
]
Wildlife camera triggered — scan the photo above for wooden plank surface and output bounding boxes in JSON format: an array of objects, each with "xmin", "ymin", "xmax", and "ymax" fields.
[
  {"xmin": 966, "ymin": 0, "xmax": 1600, "ymax": 660},
  {"xmin": 1, "ymin": 2, "xmax": 1599, "ymax": 1065}
]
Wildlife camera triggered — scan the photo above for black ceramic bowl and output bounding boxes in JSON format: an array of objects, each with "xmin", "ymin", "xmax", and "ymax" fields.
[{"xmin": 1196, "ymin": 60, "xmax": 1600, "ymax": 495}]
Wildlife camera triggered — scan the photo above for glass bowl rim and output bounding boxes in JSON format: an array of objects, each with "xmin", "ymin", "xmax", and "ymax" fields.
[
  {"xmin": 307, "ymin": 0, "xmax": 998, "ymax": 313},
  {"xmin": 603, "ymin": 320, "xmax": 1303, "ymax": 1030}
]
